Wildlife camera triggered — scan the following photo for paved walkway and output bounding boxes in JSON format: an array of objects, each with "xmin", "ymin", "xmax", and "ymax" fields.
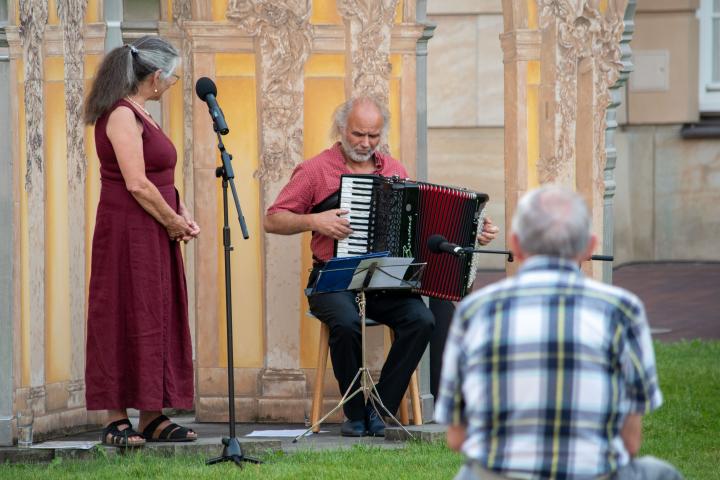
[
  {"xmin": 475, "ymin": 261, "xmax": 720, "ymax": 341},
  {"xmin": 0, "ymin": 420, "xmax": 440, "ymax": 464}
]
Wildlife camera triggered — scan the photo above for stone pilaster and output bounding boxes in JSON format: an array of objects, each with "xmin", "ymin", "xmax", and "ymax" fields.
[
  {"xmin": 503, "ymin": 0, "xmax": 631, "ymax": 279},
  {"xmin": 0, "ymin": 13, "xmax": 14, "ymax": 447},
  {"xmin": 57, "ymin": 0, "xmax": 88, "ymax": 409},
  {"xmin": 226, "ymin": 0, "xmax": 312, "ymax": 421},
  {"xmin": 338, "ymin": 0, "xmax": 399, "ymax": 102},
  {"xmin": 168, "ymin": 0, "xmax": 197, "ymax": 358},
  {"xmin": 19, "ymin": 0, "xmax": 49, "ymax": 413},
  {"xmin": 414, "ymin": 0, "xmax": 435, "ymax": 421},
  {"xmin": 603, "ymin": 0, "xmax": 636, "ymax": 283},
  {"xmin": 500, "ymin": 1, "xmax": 541, "ymax": 274}
]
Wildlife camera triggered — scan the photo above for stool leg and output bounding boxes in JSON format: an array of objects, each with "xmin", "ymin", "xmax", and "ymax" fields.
[
  {"xmin": 388, "ymin": 328, "xmax": 410, "ymax": 425},
  {"xmin": 399, "ymin": 393, "xmax": 410, "ymax": 425},
  {"xmin": 311, "ymin": 323, "xmax": 330, "ymax": 433},
  {"xmin": 409, "ymin": 370, "xmax": 422, "ymax": 425}
]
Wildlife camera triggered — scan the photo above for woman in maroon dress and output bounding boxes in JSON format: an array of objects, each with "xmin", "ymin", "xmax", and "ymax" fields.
[{"xmin": 84, "ymin": 36, "xmax": 200, "ymax": 447}]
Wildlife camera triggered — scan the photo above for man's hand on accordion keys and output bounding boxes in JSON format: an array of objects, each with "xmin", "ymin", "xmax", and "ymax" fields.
[
  {"xmin": 312, "ymin": 208, "xmax": 353, "ymax": 240},
  {"xmin": 478, "ymin": 216, "xmax": 500, "ymax": 246}
]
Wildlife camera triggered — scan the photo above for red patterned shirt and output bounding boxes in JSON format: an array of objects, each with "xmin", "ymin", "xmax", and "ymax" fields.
[{"xmin": 266, "ymin": 142, "xmax": 408, "ymax": 262}]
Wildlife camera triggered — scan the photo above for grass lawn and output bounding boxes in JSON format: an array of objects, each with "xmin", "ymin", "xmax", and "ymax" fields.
[
  {"xmin": 1, "ymin": 340, "xmax": 716, "ymax": 479},
  {"xmin": 640, "ymin": 340, "xmax": 720, "ymax": 479}
]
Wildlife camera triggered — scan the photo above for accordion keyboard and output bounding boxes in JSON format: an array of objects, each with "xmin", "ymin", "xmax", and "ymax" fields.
[{"xmin": 336, "ymin": 175, "xmax": 376, "ymax": 257}]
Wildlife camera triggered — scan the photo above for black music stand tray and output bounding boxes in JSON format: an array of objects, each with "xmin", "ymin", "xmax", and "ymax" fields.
[{"xmin": 293, "ymin": 254, "xmax": 425, "ymax": 443}]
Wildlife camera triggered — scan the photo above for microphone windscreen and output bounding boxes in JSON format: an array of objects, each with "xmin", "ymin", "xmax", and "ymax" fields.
[
  {"xmin": 427, "ymin": 234, "xmax": 446, "ymax": 253},
  {"xmin": 195, "ymin": 77, "xmax": 217, "ymax": 100}
]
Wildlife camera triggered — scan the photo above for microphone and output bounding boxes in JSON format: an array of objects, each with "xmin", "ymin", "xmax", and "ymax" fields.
[
  {"xmin": 427, "ymin": 234, "xmax": 465, "ymax": 256},
  {"xmin": 195, "ymin": 77, "xmax": 229, "ymax": 135}
]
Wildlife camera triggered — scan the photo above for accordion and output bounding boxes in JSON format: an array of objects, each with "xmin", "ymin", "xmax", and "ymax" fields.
[{"xmin": 334, "ymin": 174, "xmax": 489, "ymax": 301}]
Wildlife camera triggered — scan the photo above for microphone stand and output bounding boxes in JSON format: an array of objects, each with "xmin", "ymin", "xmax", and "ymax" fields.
[{"xmin": 206, "ymin": 131, "xmax": 260, "ymax": 467}]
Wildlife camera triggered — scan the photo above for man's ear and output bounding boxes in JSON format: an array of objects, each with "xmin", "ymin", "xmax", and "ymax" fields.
[
  {"xmin": 510, "ymin": 233, "xmax": 525, "ymax": 262},
  {"xmin": 580, "ymin": 234, "xmax": 597, "ymax": 263}
]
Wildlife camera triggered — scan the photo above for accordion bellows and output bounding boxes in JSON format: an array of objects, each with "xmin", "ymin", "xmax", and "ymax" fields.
[{"xmin": 335, "ymin": 174, "xmax": 489, "ymax": 301}]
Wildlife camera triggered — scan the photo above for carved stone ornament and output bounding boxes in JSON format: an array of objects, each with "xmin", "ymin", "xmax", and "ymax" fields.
[
  {"xmin": 337, "ymin": 0, "xmax": 399, "ymax": 103},
  {"xmin": 19, "ymin": 0, "xmax": 49, "ymax": 190},
  {"xmin": 57, "ymin": 0, "xmax": 89, "ymax": 386},
  {"xmin": 227, "ymin": 0, "xmax": 312, "ymax": 183},
  {"xmin": 57, "ymin": 0, "xmax": 88, "ymax": 184},
  {"xmin": 338, "ymin": 0, "xmax": 399, "ymax": 154},
  {"xmin": 172, "ymin": 0, "xmax": 194, "ymax": 181},
  {"xmin": 538, "ymin": 0, "xmax": 625, "ymax": 186}
]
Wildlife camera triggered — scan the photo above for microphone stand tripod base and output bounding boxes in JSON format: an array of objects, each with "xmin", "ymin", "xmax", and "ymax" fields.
[{"xmin": 206, "ymin": 436, "xmax": 262, "ymax": 466}]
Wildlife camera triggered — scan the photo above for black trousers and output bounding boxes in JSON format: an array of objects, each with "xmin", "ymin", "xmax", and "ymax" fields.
[{"xmin": 308, "ymin": 269, "xmax": 435, "ymax": 421}]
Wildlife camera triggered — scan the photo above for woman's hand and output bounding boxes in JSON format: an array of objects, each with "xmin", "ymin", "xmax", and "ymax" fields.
[
  {"xmin": 166, "ymin": 214, "xmax": 194, "ymax": 242},
  {"xmin": 477, "ymin": 216, "xmax": 500, "ymax": 246},
  {"xmin": 178, "ymin": 202, "xmax": 201, "ymax": 243}
]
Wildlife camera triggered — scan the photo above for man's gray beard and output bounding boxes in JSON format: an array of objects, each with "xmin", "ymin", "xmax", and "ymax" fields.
[{"xmin": 340, "ymin": 138, "xmax": 375, "ymax": 163}]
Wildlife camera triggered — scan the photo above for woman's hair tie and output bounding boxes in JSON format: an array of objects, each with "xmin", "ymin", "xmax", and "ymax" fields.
[{"xmin": 124, "ymin": 44, "xmax": 139, "ymax": 56}]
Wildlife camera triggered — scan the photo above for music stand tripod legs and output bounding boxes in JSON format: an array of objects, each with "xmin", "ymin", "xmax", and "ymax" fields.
[{"xmin": 293, "ymin": 286, "xmax": 416, "ymax": 443}]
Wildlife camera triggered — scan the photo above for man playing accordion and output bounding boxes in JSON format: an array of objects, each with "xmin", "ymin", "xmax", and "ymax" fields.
[{"xmin": 264, "ymin": 96, "xmax": 497, "ymax": 437}]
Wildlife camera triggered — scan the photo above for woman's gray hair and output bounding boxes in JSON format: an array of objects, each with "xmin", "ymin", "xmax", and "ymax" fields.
[
  {"xmin": 330, "ymin": 96, "xmax": 390, "ymax": 141},
  {"xmin": 84, "ymin": 36, "xmax": 180, "ymax": 124},
  {"xmin": 511, "ymin": 185, "xmax": 591, "ymax": 259},
  {"xmin": 124, "ymin": 36, "xmax": 180, "ymax": 86}
]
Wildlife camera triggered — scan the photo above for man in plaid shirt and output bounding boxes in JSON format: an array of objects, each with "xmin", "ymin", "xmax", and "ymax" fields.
[{"xmin": 435, "ymin": 186, "xmax": 682, "ymax": 480}]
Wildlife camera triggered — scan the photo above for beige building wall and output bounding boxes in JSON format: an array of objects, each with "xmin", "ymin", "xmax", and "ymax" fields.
[{"xmin": 614, "ymin": 0, "xmax": 720, "ymax": 263}]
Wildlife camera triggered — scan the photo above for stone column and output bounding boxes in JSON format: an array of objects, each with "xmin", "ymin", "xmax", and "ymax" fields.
[
  {"xmin": 167, "ymin": 0, "xmax": 197, "ymax": 358},
  {"xmin": 57, "ymin": 0, "xmax": 88, "ymax": 413},
  {"xmin": 500, "ymin": 0, "xmax": 541, "ymax": 275},
  {"xmin": 227, "ymin": 0, "xmax": 313, "ymax": 421},
  {"xmin": 414, "ymin": 0, "xmax": 435, "ymax": 422},
  {"xmin": 18, "ymin": 0, "xmax": 49, "ymax": 416},
  {"xmin": 0, "ymin": 19, "xmax": 14, "ymax": 447},
  {"xmin": 502, "ymin": 0, "xmax": 632, "ymax": 280},
  {"xmin": 603, "ymin": 0, "xmax": 636, "ymax": 283}
]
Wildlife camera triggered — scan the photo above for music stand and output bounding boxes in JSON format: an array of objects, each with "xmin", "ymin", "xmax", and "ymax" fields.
[{"xmin": 293, "ymin": 254, "xmax": 426, "ymax": 443}]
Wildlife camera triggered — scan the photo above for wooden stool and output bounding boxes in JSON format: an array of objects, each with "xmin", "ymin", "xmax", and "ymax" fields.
[{"xmin": 310, "ymin": 318, "xmax": 422, "ymax": 432}]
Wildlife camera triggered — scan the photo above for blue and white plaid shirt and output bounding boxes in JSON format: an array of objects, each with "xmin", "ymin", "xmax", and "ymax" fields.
[{"xmin": 435, "ymin": 256, "xmax": 663, "ymax": 480}]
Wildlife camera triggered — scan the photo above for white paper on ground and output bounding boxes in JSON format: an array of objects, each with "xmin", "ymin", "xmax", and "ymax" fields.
[
  {"xmin": 30, "ymin": 441, "xmax": 100, "ymax": 450},
  {"xmin": 245, "ymin": 429, "xmax": 328, "ymax": 437}
]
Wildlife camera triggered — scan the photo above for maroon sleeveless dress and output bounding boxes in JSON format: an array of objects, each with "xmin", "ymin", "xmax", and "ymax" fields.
[{"xmin": 85, "ymin": 99, "xmax": 193, "ymax": 411}]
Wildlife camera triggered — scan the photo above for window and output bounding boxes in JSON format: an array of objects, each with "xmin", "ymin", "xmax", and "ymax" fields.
[
  {"xmin": 0, "ymin": 0, "xmax": 8, "ymax": 49},
  {"xmin": 699, "ymin": 0, "xmax": 720, "ymax": 112}
]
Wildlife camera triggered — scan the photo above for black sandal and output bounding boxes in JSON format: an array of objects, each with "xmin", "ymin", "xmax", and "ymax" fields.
[
  {"xmin": 141, "ymin": 414, "xmax": 197, "ymax": 443},
  {"xmin": 101, "ymin": 419, "xmax": 146, "ymax": 448}
]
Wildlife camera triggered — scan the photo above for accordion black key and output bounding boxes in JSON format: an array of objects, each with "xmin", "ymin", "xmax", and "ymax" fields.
[{"xmin": 335, "ymin": 174, "xmax": 489, "ymax": 301}]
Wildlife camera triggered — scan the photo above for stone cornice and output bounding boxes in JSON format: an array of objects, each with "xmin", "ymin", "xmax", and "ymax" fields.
[
  {"xmin": 174, "ymin": 21, "xmax": 425, "ymax": 55},
  {"xmin": 500, "ymin": 29, "xmax": 541, "ymax": 63},
  {"xmin": 5, "ymin": 23, "xmax": 106, "ymax": 58}
]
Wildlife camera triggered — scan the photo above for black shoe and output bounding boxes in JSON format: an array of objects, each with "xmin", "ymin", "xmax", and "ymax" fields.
[
  {"xmin": 341, "ymin": 419, "xmax": 366, "ymax": 437},
  {"xmin": 365, "ymin": 404, "xmax": 386, "ymax": 437}
]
